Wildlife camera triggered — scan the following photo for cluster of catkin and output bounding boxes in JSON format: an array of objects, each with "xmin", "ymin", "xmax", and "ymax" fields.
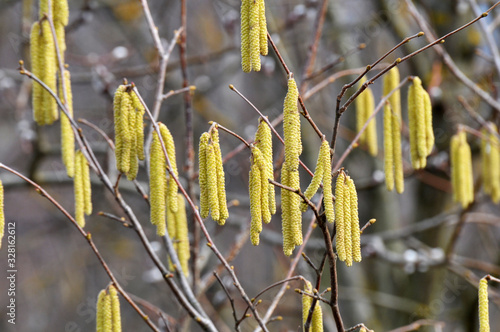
[
  {"xmin": 96, "ymin": 285, "xmax": 122, "ymax": 332},
  {"xmin": 150, "ymin": 123, "xmax": 179, "ymax": 236},
  {"xmin": 355, "ymin": 77, "xmax": 378, "ymax": 156},
  {"xmin": 383, "ymin": 67, "xmax": 404, "ymax": 193},
  {"xmin": 249, "ymin": 118, "xmax": 276, "ymax": 245},
  {"xmin": 281, "ymin": 77, "xmax": 303, "ymax": 256},
  {"xmin": 167, "ymin": 193, "xmax": 190, "ymax": 277},
  {"xmin": 408, "ymin": 77, "xmax": 434, "ymax": 169},
  {"xmin": 334, "ymin": 171, "xmax": 361, "ymax": 267},
  {"xmin": 30, "ymin": 0, "xmax": 69, "ymax": 125},
  {"xmin": 479, "ymin": 278, "xmax": 490, "ymax": 332},
  {"xmin": 198, "ymin": 125, "xmax": 229, "ymax": 225},
  {"xmin": 74, "ymin": 151, "xmax": 92, "ymax": 227},
  {"xmin": 301, "ymin": 139, "xmax": 334, "ymax": 222},
  {"xmin": 113, "ymin": 85, "xmax": 145, "ymax": 180},
  {"xmin": 481, "ymin": 123, "xmax": 500, "ymax": 203},
  {"xmin": 241, "ymin": 0, "xmax": 268, "ymax": 72},
  {"xmin": 0, "ymin": 179, "xmax": 4, "ymax": 249},
  {"xmin": 302, "ymin": 281, "xmax": 323, "ymax": 332},
  {"xmin": 450, "ymin": 131, "xmax": 474, "ymax": 208}
]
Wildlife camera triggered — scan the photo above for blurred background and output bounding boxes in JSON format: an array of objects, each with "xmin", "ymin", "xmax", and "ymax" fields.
[{"xmin": 1, "ymin": 0, "xmax": 500, "ymax": 331}]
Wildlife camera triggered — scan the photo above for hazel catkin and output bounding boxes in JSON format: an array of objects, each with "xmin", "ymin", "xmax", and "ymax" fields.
[
  {"xmin": 160, "ymin": 123, "xmax": 179, "ymax": 213},
  {"xmin": 302, "ymin": 281, "xmax": 323, "ymax": 332},
  {"xmin": 108, "ymin": 285, "xmax": 122, "ymax": 332},
  {"xmin": 175, "ymin": 194, "xmax": 190, "ymax": 277},
  {"xmin": 451, "ymin": 131, "xmax": 474, "ymax": 208},
  {"xmin": 212, "ymin": 128, "xmax": 229, "ymax": 224},
  {"xmin": 59, "ymin": 69, "xmax": 75, "ymax": 178},
  {"xmin": 255, "ymin": 117, "xmax": 275, "ymax": 216},
  {"xmin": 198, "ymin": 132, "xmax": 210, "ymax": 218},
  {"xmin": 355, "ymin": 77, "xmax": 378, "ymax": 157},
  {"xmin": 150, "ymin": 130, "xmax": 167, "ymax": 235},
  {"xmin": 479, "ymin": 278, "xmax": 490, "ymax": 332}
]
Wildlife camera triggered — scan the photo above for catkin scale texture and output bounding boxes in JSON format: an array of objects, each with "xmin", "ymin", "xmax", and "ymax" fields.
[
  {"xmin": 175, "ymin": 194, "xmax": 190, "ymax": 277},
  {"xmin": 150, "ymin": 131, "xmax": 167, "ymax": 235},
  {"xmin": 212, "ymin": 129, "xmax": 229, "ymax": 224},
  {"xmin": 160, "ymin": 124, "xmax": 179, "ymax": 213},
  {"xmin": 199, "ymin": 133, "xmax": 210, "ymax": 218},
  {"xmin": 74, "ymin": 151, "xmax": 86, "ymax": 227},
  {"xmin": 206, "ymin": 144, "xmax": 220, "ymax": 221},
  {"xmin": 108, "ymin": 285, "xmax": 121, "ymax": 332},
  {"xmin": 249, "ymin": 0, "xmax": 261, "ymax": 71},
  {"xmin": 60, "ymin": 69, "xmax": 75, "ymax": 178},
  {"xmin": 479, "ymin": 279, "xmax": 490, "ymax": 332},
  {"xmin": 250, "ymin": 162, "xmax": 262, "ymax": 245},
  {"xmin": 334, "ymin": 173, "xmax": 346, "ymax": 262},
  {"xmin": 255, "ymin": 118, "xmax": 275, "ymax": 217},
  {"xmin": 321, "ymin": 141, "xmax": 335, "ymax": 222},
  {"xmin": 30, "ymin": 22, "xmax": 44, "ymax": 125},
  {"xmin": 40, "ymin": 20, "xmax": 58, "ymax": 125},
  {"xmin": 240, "ymin": 0, "xmax": 251, "ymax": 72}
]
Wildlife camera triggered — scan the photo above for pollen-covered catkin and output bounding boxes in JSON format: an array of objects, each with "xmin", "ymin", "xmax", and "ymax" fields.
[
  {"xmin": 451, "ymin": 132, "xmax": 474, "ymax": 208},
  {"xmin": 283, "ymin": 77, "xmax": 301, "ymax": 171},
  {"xmin": 0, "ymin": 180, "xmax": 4, "ymax": 249},
  {"xmin": 206, "ymin": 143, "xmax": 220, "ymax": 221},
  {"xmin": 212, "ymin": 128, "xmax": 229, "ymax": 224},
  {"xmin": 108, "ymin": 285, "xmax": 122, "ymax": 332},
  {"xmin": 30, "ymin": 22, "xmax": 44, "ymax": 125},
  {"xmin": 80, "ymin": 151, "xmax": 92, "ymax": 216},
  {"xmin": 255, "ymin": 117, "xmax": 275, "ymax": 217},
  {"xmin": 175, "ymin": 194, "xmax": 190, "ymax": 277},
  {"xmin": 101, "ymin": 292, "xmax": 112, "ymax": 332},
  {"xmin": 40, "ymin": 20, "xmax": 58, "ymax": 125},
  {"xmin": 383, "ymin": 66, "xmax": 404, "ymax": 193},
  {"xmin": 198, "ymin": 132, "xmax": 210, "ymax": 218},
  {"xmin": 423, "ymin": 90, "xmax": 434, "ymax": 154},
  {"xmin": 356, "ymin": 78, "xmax": 378, "ymax": 156},
  {"xmin": 74, "ymin": 151, "xmax": 85, "ymax": 227},
  {"xmin": 160, "ymin": 123, "xmax": 179, "ymax": 213},
  {"xmin": 114, "ymin": 87, "xmax": 132, "ymax": 174},
  {"xmin": 250, "ymin": 161, "xmax": 262, "ymax": 246},
  {"xmin": 258, "ymin": 0, "xmax": 268, "ymax": 56},
  {"xmin": 481, "ymin": 124, "xmax": 500, "ymax": 203},
  {"xmin": 288, "ymin": 168, "xmax": 302, "ymax": 247},
  {"xmin": 249, "ymin": 0, "xmax": 261, "ymax": 72},
  {"xmin": 53, "ymin": 0, "xmax": 69, "ymax": 26},
  {"xmin": 302, "ymin": 281, "xmax": 323, "ymax": 332},
  {"xmin": 281, "ymin": 167, "xmax": 293, "ymax": 256},
  {"xmin": 131, "ymin": 92, "xmax": 145, "ymax": 160},
  {"xmin": 335, "ymin": 172, "xmax": 346, "ymax": 262},
  {"xmin": 321, "ymin": 140, "xmax": 335, "ymax": 222},
  {"xmin": 240, "ymin": 0, "xmax": 251, "ymax": 72},
  {"xmin": 301, "ymin": 145, "xmax": 325, "ymax": 212},
  {"xmin": 348, "ymin": 177, "xmax": 361, "ymax": 263},
  {"xmin": 96, "ymin": 289, "xmax": 107, "ymax": 332},
  {"xmin": 150, "ymin": 131, "xmax": 167, "ymax": 235},
  {"xmin": 343, "ymin": 176, "xmax": 353, "ymax": 267},
  {"xmin": 479, "ymin": 278, "xmax": 490, "ymax": 332},
  {"xmin": 59, "ymin": 69, "xmax": 75, "ymax": 178},
  {"xmin": 127, "ymin": 108, "xmax": 138, "ymax": 181}
]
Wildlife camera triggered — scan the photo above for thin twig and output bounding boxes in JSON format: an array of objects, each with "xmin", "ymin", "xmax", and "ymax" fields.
[
  {"xmin": 98, "ymin": 211, "xmax": 133, "ymax": 228},
  {"xmin": 214, "ymin": 272, "xmax": 241, "ymax": 332}
]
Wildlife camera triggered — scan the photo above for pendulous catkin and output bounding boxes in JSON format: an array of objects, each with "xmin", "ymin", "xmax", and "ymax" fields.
[
  {"xmin": 355, "ymin": 77, "xmax": 378, "ymax": 157},
  {"xmin": 198, "ymin": 126, "xmax": 229, "ymax": 224},
  {"xmin": 240, "ymin": 0, "xmax": 268, "ymax": 72},
  {"xmin": 74, "ymin": 151, "xmax": 91, "ymax": 227},
  {"xmin": 166, "ymin": 193, "xmax": 190, "ymax": 276},
  {"xmin": 450, "ymin": 131, "xmax": 474, "ymax": 208},
  {"xmin": 0, "ymin": 179, "xmax": 4, "ymax": 249},
  {"xmin": 250, "ymin": 154, "xmax": 263, "ymax": 246},
  {"xmin": 113, "ymin": 86, "xmax": 145, "ymax": 180},
  {"xmin": 382, "ymin": 67, "xmax": 404, "ymax": 193},
  {"xmin": 281, "ymin": 76, "xmax": 303, "ymax": 255},
  {"xmin": 255, "ymin": 117, "xmax": 276, "ymax": 216},
  {"xmin": 96, "ymin": 289, "xmax": 108, "ymax": 332},
  {"xmin": 59, "ymin": 69, "xmax": 75, "ymax": 178},
  {"xmin": 479, "ymin": 278, "xmax": 490, "ymax": 332},
  {"xmin": 302, "ymin": 281, "xmax": 323, "ymax": 332},
  {"xmin": 108, "ymin": 285, "xmax": 122, "ymax": 332},
  {"xmin": 408, "ymin": 77, "xmax": 434, "ymax": 169},
  {"xmin": 150, "ymin": 130, "xmax": 167, "ymax": 236},
  {"xmin": 334, "ymin": 171, "xmax": 362, "ymax": 266},
  {"xmin": 160, "ymin": 124, "xmax": 179, "ymax": 213},
  {"xmin": 481, "ymin": 123, "xmax": 500, "ymax": 203}
]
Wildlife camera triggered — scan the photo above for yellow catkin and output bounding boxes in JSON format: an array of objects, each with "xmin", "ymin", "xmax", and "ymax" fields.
[
  {"xmin": 102, "ymin": 293, "xmax": 112, "ymax": 332},
  {"xmin": 302, "ymin": 281, "xmax": 323, "ymax": 332},
  {"xmin": 74, "ymin": 151, "xmax": 85, "ymax": 227},
  {"xmin": 199, "ymin": 132, "xmax": 210, "ymax": 218},
  {"xmin": 150, "ymin": 131, "xmax": 167, "ymax": 235},
  {"xmin": 283, "ymin": 77, "xmax": 301, "ymax": 171},
  {"xmin": 257, "ymin": 149, "xmax": 271, "ymax": 224},
  {"xmin": 349, "ymin": 177, "xmax": 361, "ymax": 263},
  {"xmin": 301, "ymin": 144, "xmax": 325, "ymax": 212},
  {"xmin": 53, "ymin": 0, "xmax": 69, "ymax": 26},
  {"xmin": 365, "ymin": 86, "xmax": 378, "ymax": 156},
  {"xmin": 30, "ymin": 22, "xmax": 44, "ymax": 125},
  {"xmin": 302, "ymin": 281, "xmax": 313, "ymax": 330},
  {"xmin": 356, "ymin": 77, "xmax": 368, "ymax": 146},
  {"xmin": 212, "ymin": 128, "xmax": 229, "ymax": 224},
  {"xmin": 59, "ymin": 69, "xmax": 74, "ymax": 177},
  {"xmin": 240, "ymin": 0, "xmax": 251, "ymax": 73},
  {"xmin": 40, "ymin": 20, "xmax": 58, "ymax": 125},
  {"xmin": 259, "ymin": 0, "xmax": 268, "ymax": 56},
  {"xmin": 288, "ymin": 168, "xmax": 302, "ymax": 247},
  {"xmin": 451, "ymin": 132, "xmax": 474, "ymax": 208},
  {"xmin": 481, "ymin": 128, "xmax": 491, "ymax": 196},
  {"xmin": 255, "ymin": 117, "xmax": 275, "ymax": 217},
  {"xmin": 249, "ymin": 0, "xmax": 261, "ymax": 71},
  {"xmin": 321, "ymin": 140, "xmax": 335, "ymax": 222},
  {"xmin": 335, "ymin": 173, "xmax": 346, "ymax": 262},
  {"xmin": 490, "ymin": 135, "xmax": 500, "ymax": 203},
  {"xmin": 343, "ymin": 176, "xmax": 352, "ymax": 267},
  {"xmin": 175, "ymin": 194, "xmax": 190, "ymax": 277},
  {"xmin": 423, "ymin": 90, "xmax": 434, "ymax": 154},
  {"xmin": 281, "ymin": 167, "xmax": 293, "ymax": 256},
  {"xmin": 206, "ymin": 143, "xmax": 220, "ymax": 221},
  {"xmin": 54, "ymin": 21, "xmax": 65, "ymax": 65},
  {"xmin": 115, "ymin": 89, "xmax": 132, "ymax": 173},
  {"xmin": 127, "ymin": 107, "xmax": 138, "ymax": 181},
  {"xmin": 479, "ymin": 278, "xmax": 490, "ymax": 332},
  {"xmin": 393, "ymin": 105, "xmax": 404, "ymax": 194},
  {"xmin": 166, "ymin": 192, "xmax": 177, "ymax": 262},
  {"xmin": 408, "ymin": 77, "xmax": 426, "ymax": 169},
  {"xmin": 108, "ymin": 285, "xmax": 121, "ymax": 332},
  {"xmin": 482, "ymin": 124, "xmax": 500, "ymax": 203},
  {"xmin": 0, "ymin": 180, "xmax": 4, "ymax": 249},
  {"xmin": 160, "ymin": 123, "xmax": 178, "ymax": 213},
  {"xmin": 450, "ymin": 133, "xmax": 461, "ymax": 203},
  {"xmin": 131, "ymin": 92, "xmax": 145, "ymax": 160},
  {"xmin": 96, "ymin": 289, "xmax": 107, "ymax": 332},
  {"xmin": 383, "ymin": 93, "xmax": 394, "ymax": 191},
  {"xmin": 39, "ymin": 0, "xmax": 49, "ymax": 17},
  {"xmin": 461, "ymin": 135, "xmax": 474, "ymax": 207},
  {"xmin": 250, "ymin": 161, "xmax": 262, "ymax": 245},
  {"xmin": 80, "ymin": 151, "xmax": 92, "ymax": 216},
  {"xmin": 312, "ymin": 296, "xmax": 323, "ymax": 332}
]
